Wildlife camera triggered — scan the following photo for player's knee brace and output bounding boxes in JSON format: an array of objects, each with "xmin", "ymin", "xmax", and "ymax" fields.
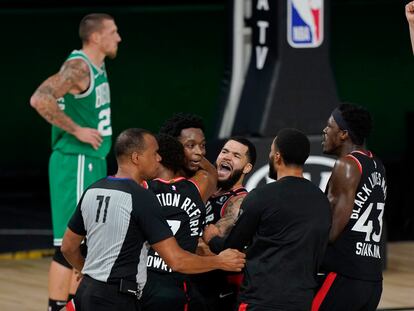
[
  {"xmin": 52, "ymin": 246, "xmax": 72, "ymax": 269},
  {"xmin": 53, "ymin": 243, "xmax": 87, "ymax": 269}
]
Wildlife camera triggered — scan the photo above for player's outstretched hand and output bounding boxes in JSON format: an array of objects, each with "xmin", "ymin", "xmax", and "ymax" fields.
[
  {"xmin": 406, "ymin": 1, "xmax": 414, "ymax": 25},
  {"xmin": 73, "ymin": 127, "xmax": 103, "ymax": 150},
  {"xmin": 217, "ymin": 248, "xmax": 246, "ymax": 272}
]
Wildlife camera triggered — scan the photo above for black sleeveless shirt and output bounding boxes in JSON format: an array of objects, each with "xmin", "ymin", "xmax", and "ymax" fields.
[{"xmin": 322, "ymin": 151, "xmax": 387, "ymax": 281}]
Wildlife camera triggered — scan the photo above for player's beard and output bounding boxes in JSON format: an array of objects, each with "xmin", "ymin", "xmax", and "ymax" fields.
[
  {"xmin": 268, "ymin": 157, "xmax": 277, "ymax": 180},
  {"xmin": 217, "ymin": 168, "xmax": 243, "ymax": 191}
]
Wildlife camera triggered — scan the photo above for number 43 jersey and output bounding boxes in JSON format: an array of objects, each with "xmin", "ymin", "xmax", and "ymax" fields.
[{"xmin": 322, "ymin": 150, "xmax": 387, "ymax": 281}]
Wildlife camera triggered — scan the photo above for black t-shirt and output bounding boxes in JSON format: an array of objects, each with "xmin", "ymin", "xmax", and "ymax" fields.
[
  {"xmin": 210, "ymin": 176, "xmax": 331, "ymax": 310},
  {"xmin": 322, "ymin": 151, "xmax": 387, "ymax": 281},
  {"xmin": 145, "ymin": 177, "xmax": 205, "ymax": 273},
  {"xmin": 68, "ymin": 177, "xmax": 173, "ymax": 290}
]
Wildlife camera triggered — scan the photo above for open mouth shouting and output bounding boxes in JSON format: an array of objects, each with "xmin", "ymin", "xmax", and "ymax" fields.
[{"xmin": 217, "ymin": 162, "xmax": 233, "ymax": 179}]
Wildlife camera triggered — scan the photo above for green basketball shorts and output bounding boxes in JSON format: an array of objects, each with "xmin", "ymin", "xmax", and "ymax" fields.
[{"xmin": 49, "ymin": 150, "xmax": 107, "ymax": 246}]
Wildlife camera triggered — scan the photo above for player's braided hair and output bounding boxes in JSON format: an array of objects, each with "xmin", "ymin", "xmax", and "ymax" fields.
[
  {"xmin": 159, "ymin": 113, "xmax": 205, "ymax": 138},
  {"xmin": 339, "ymin": 103, "xmax": 372, "ymax": 145}
]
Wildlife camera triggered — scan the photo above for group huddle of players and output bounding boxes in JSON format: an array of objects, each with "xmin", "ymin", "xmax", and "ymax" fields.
[
  {"xmin": 142, "ymin": 113, "xmax": 255, "ymax": 311},
  {"xmin": 134, "ymin": 107, "xmax": 387, "ymax": 311}
]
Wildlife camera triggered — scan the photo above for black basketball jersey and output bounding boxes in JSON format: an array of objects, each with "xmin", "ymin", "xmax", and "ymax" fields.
[
  {"xmin": 146, "ymin": 177, "xmax": 205, "ymax": 273},
  {"xmin": 205, "ymin": 187, "xmax": 248, "ymax": 225},
  {"xmin": 68, "ymin": 177, "xmax": 173, "ymax": 290},
  {"xmin": 322, "ymin": 150, "xmax": 387, "ymax": 281}
]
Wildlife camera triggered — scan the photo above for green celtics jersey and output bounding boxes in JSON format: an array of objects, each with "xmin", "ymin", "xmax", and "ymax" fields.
[{"xmin": 52, "ymin": 50, "xmax": 112, "ymax": 158}]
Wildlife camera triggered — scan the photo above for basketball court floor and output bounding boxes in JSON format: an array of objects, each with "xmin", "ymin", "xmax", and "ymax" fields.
[{"xmin": 0, "ymin": 242, "xmax": 413, "ymax": 311}]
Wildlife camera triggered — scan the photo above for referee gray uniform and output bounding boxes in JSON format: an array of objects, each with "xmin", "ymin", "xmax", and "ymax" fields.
[{"xmin": 68, "ymin": 176, "xmax": 173, "ymax": 311}]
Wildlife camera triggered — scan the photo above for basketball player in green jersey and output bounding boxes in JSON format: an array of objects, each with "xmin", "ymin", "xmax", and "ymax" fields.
[{"xmin": 30, "ymin": 13, "xmax": 121, "ymax": 311}]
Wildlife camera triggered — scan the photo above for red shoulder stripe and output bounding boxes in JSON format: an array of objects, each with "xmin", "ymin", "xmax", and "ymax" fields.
[
  {"xmin": 153, "ymin": 177, "xmax": 187, "ymax": 184},
  {"xmin": 352, "ymin": 150, "xmax": 373, "ymax": 158},
  {"xmin": 346, "ymin": 154, "xmax": 362, "ymax": 174}
]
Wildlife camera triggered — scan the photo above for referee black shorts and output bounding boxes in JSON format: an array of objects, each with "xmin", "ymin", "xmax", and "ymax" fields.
[
  {"xmin": 68, "ymin": 275, "xmax": 138, "ymax": 311},
  {"xmin": 312, "ymin": 272, "xmax": 382, "ymax": 311}
]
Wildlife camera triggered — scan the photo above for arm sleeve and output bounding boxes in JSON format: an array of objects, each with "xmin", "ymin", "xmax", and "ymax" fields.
[
  {"xmin": 209, "ymin": 189, "xmax": 263, "ymax": 253},
  {"xmin": 133, "ymin": 189, "xmax": 173, "ymax": 245},
  {"xmin": 68, "ymin": 197, "xmax": 86, "ymax": 236}
]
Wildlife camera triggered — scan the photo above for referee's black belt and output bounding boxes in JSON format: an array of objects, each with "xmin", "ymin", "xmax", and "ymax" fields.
[{"xmin": 84, "ymin": 275, "xmax": 141, "ymax": 298}]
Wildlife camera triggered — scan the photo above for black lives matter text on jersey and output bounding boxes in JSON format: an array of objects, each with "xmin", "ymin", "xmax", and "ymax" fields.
[{"xmin": 351, "ymin": 170, "xmax": 387, "ymax": 259}]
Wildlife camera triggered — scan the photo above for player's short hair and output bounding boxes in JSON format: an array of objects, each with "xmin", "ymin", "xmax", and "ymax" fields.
[
  {"xmin": 156, "ymin": 134, "xmax": 185, "ymax": 174},
  {"xmin": 338, "ymin": 102, "xmax": 372, "ymax": 145},
  {"xmin": 225, "ymin": 136, "xmax": 257, "ymax": 167},
  {"xmin": 79, "ymin": 13, "xmax": 114, "ymax": 43},
  {"xmin": 274, "ymin": 128, "xmax": 310, "ymax": 166},
  {"xmin": 159, "ymin": 113, "xmax": 205, "ymax": 138},
  {"xmin": 114, "ymin": 128, "xmax": 153, "ymax": 159}
]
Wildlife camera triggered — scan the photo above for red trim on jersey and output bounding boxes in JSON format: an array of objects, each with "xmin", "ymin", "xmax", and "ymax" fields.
[
  {"xmin": 141, "ymin": 180, "xmax": 149, "ymax": 189},
  {"xmin": 352, "ymin": 150, "xmax": 373, "ymax": 158},
  {"xmin": 345, "ymin": 154, "xmax": 362, "ymax": 174},
  {"xmin": 183, "ymin": 280, "xmax": 188, "ymax": 311},
  {"xmin": 311, "ymin": 272, "xmax": 337, "ymax": 311},
  {"xmin": 188, "ymin": 178, "xmax": 201, "ymax": 195},
  {"xmin": 153, "ymin": 177, "xmax": 187, "ymax": 184},
  {"xmin": 66, "ymin": 299, "xmax": 76, "ymax": 311},
  {"xmin": 228, "ymin": 186, "xmax": 249, "ymax": 194},
  {"xmin": 238, "ymin": 302, "xmax": 248, "ymax": 311}
]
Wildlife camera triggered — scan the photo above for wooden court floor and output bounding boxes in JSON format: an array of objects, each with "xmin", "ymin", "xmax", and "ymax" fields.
[{"xmin": 0, "ymin": 242, "xmax": 413, "ymax": 311}]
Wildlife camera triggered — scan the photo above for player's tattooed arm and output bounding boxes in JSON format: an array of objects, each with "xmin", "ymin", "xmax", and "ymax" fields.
[
  {"xmin": 214, "ymin": 195, "xmax": 246, "ymax": 237},
  {"xmin": 30, "ymin": 59, "xmax": 103, "ymax": 149},
  {"xmin": 30, "ymin": 59, "xmax": 89, "ymax": 133}
]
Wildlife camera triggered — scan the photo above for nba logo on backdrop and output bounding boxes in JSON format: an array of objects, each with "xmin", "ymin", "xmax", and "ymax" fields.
[{"xmin": 287, "ymin": 0, "xmax": 324, "ymax": 48}]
